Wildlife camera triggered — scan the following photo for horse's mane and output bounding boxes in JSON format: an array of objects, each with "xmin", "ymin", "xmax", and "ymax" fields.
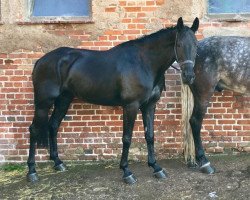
[
  {"xmin": 135, "ymin": 26, "xmax": 176, "ymax": 42},
  {"xmin": 117, "ymin": 26, "xmax": 176, "ymax": 47}
]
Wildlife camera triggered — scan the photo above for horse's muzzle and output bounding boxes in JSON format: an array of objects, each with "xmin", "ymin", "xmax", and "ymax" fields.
[
  {"xmin": 182, "ymin": 72, "xmax": 195, "ymax": 85},
  {"xmin": 179, "ymin": 60, "xmax": 195, "ymax": 85}
]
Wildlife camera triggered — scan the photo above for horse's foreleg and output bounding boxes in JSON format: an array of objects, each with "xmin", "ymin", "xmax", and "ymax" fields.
[
  {"xmin": 48, "ymin": 92, "xmax": 73, "ymax": 171},
  {"xmin": 141, "ymin": 104, "xmax": 167, "ymax": 179},
  {"xmin": 120, "ymin": 102, "xmax": 139, "ymax": 184},
  {"xmin": 189, "ymin": 96, "xmax": 215, "ymax": 174}
]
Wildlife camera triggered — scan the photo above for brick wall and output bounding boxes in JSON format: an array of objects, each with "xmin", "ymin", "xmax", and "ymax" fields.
[{"xmin": 0, "ymin": 0, "xmax": 249, "ymax": 163}]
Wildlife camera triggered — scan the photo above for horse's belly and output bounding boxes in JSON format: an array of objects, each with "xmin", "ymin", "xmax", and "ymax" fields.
[
  {"xmin": 220, "ymin": 78, "xmax": 249, "ymax": 94},
  {"xmin": 219, "ymin": 64, "xmax": 250, "ymax": 94},
  {"xmin": 71, "ymin": 84, "xmax": 122, "ymax": 106}
]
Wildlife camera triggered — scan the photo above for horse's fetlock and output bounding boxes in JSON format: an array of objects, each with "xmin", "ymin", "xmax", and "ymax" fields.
[{"xmin": 148, "ymin": 161, "xmax": 156, "ymax": 167}]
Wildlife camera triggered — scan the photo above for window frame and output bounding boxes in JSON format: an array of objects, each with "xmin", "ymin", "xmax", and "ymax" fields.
[
  {"xmin": 27, "ymin": 0, "xmax": 93, "ymax": 24},
  {"xmin": 206, "ymin": 0, "xmax": 250, "ymax": 22}
]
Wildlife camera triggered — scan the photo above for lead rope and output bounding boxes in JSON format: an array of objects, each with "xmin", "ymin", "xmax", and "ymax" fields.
[{"xmin": 171, "ymin": 32, "xmax": 181, "ymax": 71}]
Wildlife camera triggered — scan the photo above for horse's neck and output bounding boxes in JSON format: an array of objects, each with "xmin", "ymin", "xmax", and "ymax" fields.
[{"xmin": 140, "ymin": 30, "xmax": 176, "ymax": 77}]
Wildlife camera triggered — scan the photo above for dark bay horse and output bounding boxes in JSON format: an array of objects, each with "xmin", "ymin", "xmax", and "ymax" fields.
[
  {"xmin": 27, "ymin": 17, "xmax": 199, "ymax": 184},
  {"xmin": 189, "ymin": 36, "xmax": 250, "ymax": 173}
]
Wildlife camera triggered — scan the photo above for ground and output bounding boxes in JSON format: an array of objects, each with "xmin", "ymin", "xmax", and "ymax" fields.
[{"xmin": 0, "ymin": 154, "xmax": 249, "ymax": 200}]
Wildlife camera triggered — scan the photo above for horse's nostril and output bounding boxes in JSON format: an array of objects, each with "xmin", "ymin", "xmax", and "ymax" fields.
[{"xmin": 183, "ymin": 72, "xmax": 188, "ymax": 77}]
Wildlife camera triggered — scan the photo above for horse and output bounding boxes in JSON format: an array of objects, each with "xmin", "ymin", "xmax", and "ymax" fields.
[
  {"xmin": 188, "ymin": 36, "xmax": 250, "ymax": 174},
  {"xmin": 27, "ymin": 17, "xmax": 199, "ymax": 184}
]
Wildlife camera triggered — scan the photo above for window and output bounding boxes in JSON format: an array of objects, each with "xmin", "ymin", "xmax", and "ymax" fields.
[
  {"xmin": 30, "ymin": 0, "xmax": 91, "ymax": 23},
  {"xmin": 207, "ymin": 0, "xmax": 250, "ymax": 21}
]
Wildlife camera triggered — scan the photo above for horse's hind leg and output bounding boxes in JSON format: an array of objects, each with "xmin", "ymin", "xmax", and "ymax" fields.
[
  {"xmin": 27, "ymin": 100, "xmax": 54, "ymax": 182},
  {"xmin": 120, "ymin": 102, "xmax": 139, "ymax": 184},
  {"xmin": 48, "ymin": 91, "xmax": 73, "ymax": 171},
  {"xmin": 141, "ymin": 103, "xmax": 167, "ymax": 179}
]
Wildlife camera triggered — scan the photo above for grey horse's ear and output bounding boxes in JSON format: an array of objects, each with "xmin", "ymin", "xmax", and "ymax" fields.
[
  {"xmin": 176, "ymin": 17, "xmax": 184, "ymax": 32},
  {"xmin": 191, "ymin": 17, "xmax": 199, "ymax": 33}
]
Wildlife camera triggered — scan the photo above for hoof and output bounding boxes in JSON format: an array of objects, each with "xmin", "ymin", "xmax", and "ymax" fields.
[
  {"xmin": 200, "ymin": 163, "xmax": 215, "ymax": 174},
  {"xmin": 153, "ymin": 169, "xmax": 168, "ymax": 179},
  {"xmin": 54, "ymin": 163, "xmax": 67, "ymax": 172},
  {"xmin": 123, "ymin": 174, "xmax": 137, "ymax": 185},
  {"xmin": 27, "ymin": 172, "xmax": 39, "ymax": 183}
]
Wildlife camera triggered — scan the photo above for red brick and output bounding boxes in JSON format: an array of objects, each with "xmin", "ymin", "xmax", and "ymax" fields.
[
  {"xmin": 123, "ymin": 29, "xmax": 141, "ymax": 35},
  {"xmin": 105, "ymin": 7, "xmax": 116, "ymax": 12},
  {"xmin": 124, "ymin": 7, "xmax": 141, "ymax": 12},
  {"xmin": 237, "ymin": 120, "xmax": 250, "ymax": 125},
  {"xmin": 156, "ymin": 0, "xmax": 165, "ymax": 5},
  {"xmin": 146, "ymin": 1, "xmax": 155, "ymax": 6},
  {"xmin": 119, "ymin": 1, "xmax": 126, "ymax": 6},
  {"xmin": 104, "ymin": 30, "xmax": 123, "ymax": 35},
  {"xmin": 218, "ymin": 120, "xmax": 236, "ymax": 125},
  {"xmin": 141, "ymin": 7, "xmax": 157, "ymax": 12},
  {"xmin": 208, "ymin": 108, "xmax": 226, "ymax": 113}
]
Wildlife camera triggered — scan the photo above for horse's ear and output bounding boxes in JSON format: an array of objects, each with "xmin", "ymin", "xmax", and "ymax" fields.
[
  {"xmin": 191, "ymin": 17, "xmax": 199, "ymax": 33},
  {"xmin": 176, "ymin": 17, "xmax": 184, "ymax": 32}
]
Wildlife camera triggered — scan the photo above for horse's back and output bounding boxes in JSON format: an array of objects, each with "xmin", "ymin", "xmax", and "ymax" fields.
[
  {"xmin": 33, "ymin": 45, "xmax": 152, "ymax": 106},
  {"xmin": 64, "ymin": 46, "xmax": 152, "ymax": 105},
  {"xmin": 196, "ymin": 36, "xmax": 250, "ymax": 94}
]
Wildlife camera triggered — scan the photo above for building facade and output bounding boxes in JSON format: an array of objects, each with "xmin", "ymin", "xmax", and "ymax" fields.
[{"xmin": 0, "ymin": 0, "xmax": 249, "ymax": 162}]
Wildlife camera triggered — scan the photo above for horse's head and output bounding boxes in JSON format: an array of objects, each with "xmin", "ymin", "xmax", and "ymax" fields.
[{"xmin": 174, "ymin": 17, "xmax": 199, "ymax": 85}]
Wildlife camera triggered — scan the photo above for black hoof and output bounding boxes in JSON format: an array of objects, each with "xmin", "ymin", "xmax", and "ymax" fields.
[
  {"xmin": 153, "ymin": 169, "xmax": 168, "ymax": 179},
  {"xmin": 123, "ymin": 174, "xmax": 137, "ymax": 184},
  {"xmin": 54, "ymin": 163, "xmax": 67, "ymax": 172},
  {"xmin": 27, "ymin": 172, "xmax": 39, "ymax": 183},
  {"xmin": 200, "ymin": 163, "xmax": 215, "ymax": 174}
]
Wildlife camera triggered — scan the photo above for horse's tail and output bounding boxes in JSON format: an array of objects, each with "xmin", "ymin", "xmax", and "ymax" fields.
[{"xmin": 181, "ymin": 83, "xmax": 195, "ymax": 164}]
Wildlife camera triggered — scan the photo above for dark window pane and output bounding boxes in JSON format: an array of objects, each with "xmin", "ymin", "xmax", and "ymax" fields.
[
  {"xmin": 208, "ymin": 0, "xmax": 250, "ymax": 14},
  {"xmin": 33, "ymin": 0, "xmax": 90, "ymax": 17}
]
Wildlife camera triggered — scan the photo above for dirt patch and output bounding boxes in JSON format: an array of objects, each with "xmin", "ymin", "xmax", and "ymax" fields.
[{"xmin": 0, "ymin": 154, "xmax": 249, "ymax": 200}]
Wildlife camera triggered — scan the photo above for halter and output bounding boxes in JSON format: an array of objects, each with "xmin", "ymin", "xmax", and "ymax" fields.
[{"xmin": 172, "ymin": 32, "xmax": 194, "ymax": 71}]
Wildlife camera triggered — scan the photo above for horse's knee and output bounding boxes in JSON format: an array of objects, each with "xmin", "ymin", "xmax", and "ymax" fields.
[
  {"xmin": 189, "ymin": 109, "xmax": 205, "ymax": 127},
  {"xmin": 29, "ymin": 124, "xmax": 40, "ymax": 142}
]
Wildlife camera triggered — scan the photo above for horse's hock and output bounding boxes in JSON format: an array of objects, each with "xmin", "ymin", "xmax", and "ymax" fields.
[{"xmin": 0, "ymin": 0, "xmax": 250, "ymax": 164}]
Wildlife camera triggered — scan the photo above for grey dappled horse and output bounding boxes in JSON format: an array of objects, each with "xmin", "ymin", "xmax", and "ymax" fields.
[{"xmin": 189, "ymin": 36, "xmax": 250, "ymax": 173}]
